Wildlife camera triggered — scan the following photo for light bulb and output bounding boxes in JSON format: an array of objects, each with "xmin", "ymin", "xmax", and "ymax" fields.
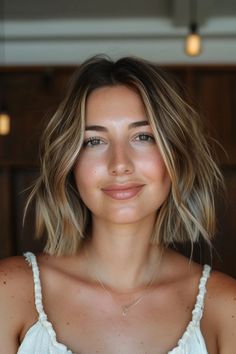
[
  {"xmin": 0, "ymin": 112, "xmax": 11, "ymax": 135},
  {"xmin": 185, "ymin": 32, "xmax": 201, "ymax": 56}
]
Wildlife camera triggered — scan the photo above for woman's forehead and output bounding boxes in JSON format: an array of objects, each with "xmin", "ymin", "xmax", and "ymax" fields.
[{"xmin": 85, "ymin": 85, "xmax": 147, "ymax": 124}]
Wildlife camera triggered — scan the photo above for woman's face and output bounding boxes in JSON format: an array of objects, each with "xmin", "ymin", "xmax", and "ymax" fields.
[{"xmin": 74, "ymin": 85, "xmax": 171, "ymax": 225}]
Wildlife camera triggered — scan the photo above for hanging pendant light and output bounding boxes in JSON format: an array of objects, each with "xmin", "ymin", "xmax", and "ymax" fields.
[
  {"xmin": 0, "ymin": 104, "xmax": 11, "ymax": 136},
  {"xmin": 185, "ymin": 0, "xmax": 202, "ymax": 56}
]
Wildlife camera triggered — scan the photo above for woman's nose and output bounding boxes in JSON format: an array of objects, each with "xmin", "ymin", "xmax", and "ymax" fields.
[{"xmin": 108, "ymin": 143, "xmax": 134, "ymax": 176}]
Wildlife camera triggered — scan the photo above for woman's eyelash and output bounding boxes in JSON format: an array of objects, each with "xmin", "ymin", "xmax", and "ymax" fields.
[
  {"xmin": 83, "ymin": 137, "xmax": 104, "ymax": 147},
  {"xmin": 135, "ymin": 133, "xmax": 155, "ymax": 142}
]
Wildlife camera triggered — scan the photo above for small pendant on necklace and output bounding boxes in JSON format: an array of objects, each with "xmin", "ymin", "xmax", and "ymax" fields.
[{"xmin": 122, "ymin": 306, "xmax": 129, "ymax": 317}]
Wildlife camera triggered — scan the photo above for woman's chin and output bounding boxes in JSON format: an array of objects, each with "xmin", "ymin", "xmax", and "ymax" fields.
[{"xmin": 93, "ymin": 210, "xmax": 156, "ymax": 226}]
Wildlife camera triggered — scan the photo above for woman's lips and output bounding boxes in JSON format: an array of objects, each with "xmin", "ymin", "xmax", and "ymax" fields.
[{"xmin": 102, "ymin": 184, "xmax": 144, "ymax": 200}]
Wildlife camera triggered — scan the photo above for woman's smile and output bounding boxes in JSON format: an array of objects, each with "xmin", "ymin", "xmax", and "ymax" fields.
[{"xmin": 101, "ymin": 183, "xmax": 145, "ymax": 200}]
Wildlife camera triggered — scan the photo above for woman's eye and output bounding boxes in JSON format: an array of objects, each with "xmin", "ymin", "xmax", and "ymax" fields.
[
  {"xmin": 135, "ymin": 134, "xmax": 155, "ymax": 143},
  {"xmin": 83, "ymin": 137, "xmax": 104, "ymax": 147}
]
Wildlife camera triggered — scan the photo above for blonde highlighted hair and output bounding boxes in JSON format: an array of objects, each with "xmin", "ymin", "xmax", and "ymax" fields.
[{"xmin": 25, "ymin": 55, "xmax": 223, "ymax": 255}]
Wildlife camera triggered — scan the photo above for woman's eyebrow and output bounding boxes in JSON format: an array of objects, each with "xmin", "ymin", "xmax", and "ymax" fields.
[{"xmin": 85, "ymin": 120, "xmax": 149, "ymax": 132}]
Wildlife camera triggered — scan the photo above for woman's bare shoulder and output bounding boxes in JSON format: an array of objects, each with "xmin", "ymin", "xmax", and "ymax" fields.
[
  {"xmin": 205, "ymin": 269, "xmax": 236, "ymax": 353},
  {"xmin": 207, "ymin": 268, "xmax": 236, "ymax": 292},
  {"xmin": 206, "ymin": 268, "xmax": 236, "ymax": 309},
  {"xmin": 0, "ymin": 255, "xmax": 36, "ymax": 351},
  {"xmin": 0, "ymin": 255, "xmax": 35, "ymax": 315},
  {"xmin": 0, "ymin": 255, "xmax": 33, "ymax": 289},
  {"xmin": 206, "ymin": 269, "xmax": 236, "ymax": 310}
]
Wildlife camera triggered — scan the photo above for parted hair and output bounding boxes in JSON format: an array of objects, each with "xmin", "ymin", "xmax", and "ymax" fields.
[{"xmin": 25, "ymin": 55, "xmax": 223, "ymax": 255}]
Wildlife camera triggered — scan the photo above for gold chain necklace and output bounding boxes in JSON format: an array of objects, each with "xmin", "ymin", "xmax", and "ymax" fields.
[{"xmin": 85, "ymin": 246, "xmax": 164, "ymax": 317}]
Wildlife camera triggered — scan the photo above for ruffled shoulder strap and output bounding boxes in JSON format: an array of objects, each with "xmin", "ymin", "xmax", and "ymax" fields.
[
  {"xmin": 174, "ymin": 264, "xmax": 211, "ymax": 351},
  {"xmin": 191, "ymin": 264, "xmax": 211, "ymax": 325},
  {"xmin": 24, "ymin": 251, "xmax": 47, "ymax": 321},
  {"xmin": 23, "ymin": 252, "xmax": 75, "ymax": 352}
]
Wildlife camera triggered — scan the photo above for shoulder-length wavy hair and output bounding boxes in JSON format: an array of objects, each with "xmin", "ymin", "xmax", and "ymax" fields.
[{"xmin": 25, "ymin": 55, "xmax": 223, "ymax": 255}]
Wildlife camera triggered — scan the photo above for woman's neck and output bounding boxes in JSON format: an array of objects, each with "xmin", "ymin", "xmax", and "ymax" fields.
[{"xmin": 82, "ymin": 216, "xmax": 163, "ymax": 292}]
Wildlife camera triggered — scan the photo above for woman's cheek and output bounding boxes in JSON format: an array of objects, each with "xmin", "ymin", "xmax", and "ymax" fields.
[{"xmin": 74, "ymin": 157, "xmax": 104, "ymax": 191}]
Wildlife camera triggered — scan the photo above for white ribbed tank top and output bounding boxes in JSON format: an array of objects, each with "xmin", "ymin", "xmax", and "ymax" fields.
[{"xmin": 17, "ymin": 252, "xmax": 211, "ymax": 354}]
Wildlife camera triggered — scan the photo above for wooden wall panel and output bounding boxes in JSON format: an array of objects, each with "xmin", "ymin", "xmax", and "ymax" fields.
[
  {"xmin": 0, "ymin": 69, "xmax": 74, "ymax": 165},
  {"xmin": 0, "ymin": 168, "xmax": 14, "ymax": 257},
  {"xmin": 193, "ymin": 69, "xmax": 236, "ymax": 165}
]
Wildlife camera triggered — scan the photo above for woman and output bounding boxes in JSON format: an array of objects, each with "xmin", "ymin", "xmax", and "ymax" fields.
[{"xmin": 0, "ymin": 55, "xmax": 236, "ymax": 354}]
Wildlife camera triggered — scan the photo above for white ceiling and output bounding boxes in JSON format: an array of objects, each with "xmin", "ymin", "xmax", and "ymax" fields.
[
  {"xmin": 1, "ymin": 0, "xmax": 236, "ymax": 65},
  {"xmin": 3, "ymin": 0, "xmax": 236, "ymax": 22}
]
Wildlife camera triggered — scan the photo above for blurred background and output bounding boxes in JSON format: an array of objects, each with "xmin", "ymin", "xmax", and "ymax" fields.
[{"xmin": 0, "ymin": 0, "xmax": 235, "ymax": 277}]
